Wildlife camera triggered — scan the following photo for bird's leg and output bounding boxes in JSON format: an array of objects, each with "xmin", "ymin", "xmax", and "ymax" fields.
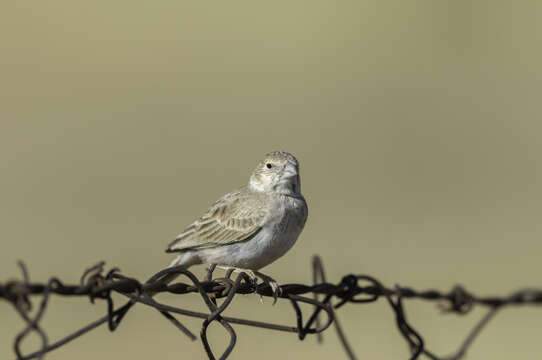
[
  {"xmin": 216, "ymin": 266, "xmax": 258, "ymax": 286},
  {"xmin": 205, "ymin": 263, "xmax": 217, "ymax": 281},
  {"xmin": 216, "ymin": 266, "xmax": 282, "ymax": 304}
]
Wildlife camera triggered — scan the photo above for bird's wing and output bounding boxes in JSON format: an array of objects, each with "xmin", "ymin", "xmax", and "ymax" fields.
[{"xmin": 166, "ymin": 188, "xmax": 268, "ymax": 253}]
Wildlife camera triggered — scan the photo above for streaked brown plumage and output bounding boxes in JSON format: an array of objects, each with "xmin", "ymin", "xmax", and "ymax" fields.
[
  {"xmin": 166, "ymin": 187, "xmax": 269, "ymax": 252},
  {"xmin": 166, "ymin": 151, "xmax": 307, "ymax": 272}
]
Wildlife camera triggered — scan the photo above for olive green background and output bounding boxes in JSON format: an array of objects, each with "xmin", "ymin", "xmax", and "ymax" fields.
[{"xmin": 1, "ymin": 1, "xmax": 541, "ymax": 359}]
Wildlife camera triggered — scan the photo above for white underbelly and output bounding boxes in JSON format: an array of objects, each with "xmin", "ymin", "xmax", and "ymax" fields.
[{"xmin": 198, "ymin": 228, "xmax": 296, "ymax": 269}]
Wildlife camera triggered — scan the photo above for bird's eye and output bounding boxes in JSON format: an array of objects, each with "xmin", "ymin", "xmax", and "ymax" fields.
[{"xmin": 266, "ymin": 163, "xmax": 273, "ymax": 169}]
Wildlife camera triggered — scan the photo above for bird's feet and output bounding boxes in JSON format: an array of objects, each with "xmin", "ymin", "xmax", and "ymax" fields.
[
  {"xmin": 253, "ymin": 270, "xmax": 282, "ymax": 304},
  {"xmin": 216, "ymin": 265, "xmax": 282, "ymax": 304}
]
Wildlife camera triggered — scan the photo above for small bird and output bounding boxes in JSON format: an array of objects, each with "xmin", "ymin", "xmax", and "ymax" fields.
[{"xmin": 165, "ymin": 151, "xmax": 308, "ymax": 297}]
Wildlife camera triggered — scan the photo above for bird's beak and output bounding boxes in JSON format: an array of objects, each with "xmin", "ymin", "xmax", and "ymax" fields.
[{"xmin": 283, "ymin": 162, "xmax": 298, "ymax": 178}]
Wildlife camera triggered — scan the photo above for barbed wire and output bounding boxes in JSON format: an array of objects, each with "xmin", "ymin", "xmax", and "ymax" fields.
[{"xmin": 2, "ymin": 256, "xmax": 542, "ymax": 360}]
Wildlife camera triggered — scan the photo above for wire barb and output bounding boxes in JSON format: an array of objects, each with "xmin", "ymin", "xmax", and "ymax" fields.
[{"xmin": 1, "ymin": 256, "xmax": 541, "ymax": 360}]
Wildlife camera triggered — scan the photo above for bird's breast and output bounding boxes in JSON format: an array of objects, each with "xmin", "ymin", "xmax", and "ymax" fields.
[{"xmin": 264, "ymin": 195, "xmax": 307, "ymax": 254}]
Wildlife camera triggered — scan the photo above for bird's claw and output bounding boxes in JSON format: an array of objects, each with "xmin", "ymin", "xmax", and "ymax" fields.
[
  {"xmin": 254, "ymin": 271, "xmax": 281, "ymax": 305},
  {"xmin": 268, "ymin": 280, "xmax": 282, "ymax": 305},
  {"xmin": 215, "ymin": 266, "xmax": 282, "ymax": 304},
  {"xmin": 258, "ymin": 281, "xmax": 280, "ymax": 304}
]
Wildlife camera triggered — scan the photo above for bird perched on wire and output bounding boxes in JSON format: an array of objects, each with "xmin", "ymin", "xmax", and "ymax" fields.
[{"xmin": 165, "ymin": 151, "xmax": 308, "ymax": 300}]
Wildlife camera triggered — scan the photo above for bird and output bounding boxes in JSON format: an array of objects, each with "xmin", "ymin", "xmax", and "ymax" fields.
[{"xmin": 164, "ymin": 151, "xmax": 308, "ymax": 299}]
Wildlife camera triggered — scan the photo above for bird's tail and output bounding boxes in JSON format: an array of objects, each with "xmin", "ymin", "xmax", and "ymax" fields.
[{"xmin": 148, "ymin": 252, "xmax": 200, "ymax": 297}]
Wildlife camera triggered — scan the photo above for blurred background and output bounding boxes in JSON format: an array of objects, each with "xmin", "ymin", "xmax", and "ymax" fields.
[{"xmin": 1, "ymin": 1, "xmax": 541, "ymax": 359}]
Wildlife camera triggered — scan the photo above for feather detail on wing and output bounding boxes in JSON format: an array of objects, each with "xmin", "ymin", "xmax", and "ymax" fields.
[{"xmin": 166, "ymin": 187, "xmax": 268, "ymax": 253}]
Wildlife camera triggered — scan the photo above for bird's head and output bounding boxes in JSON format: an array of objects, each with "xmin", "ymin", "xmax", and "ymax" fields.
[{"xmin": 249, "ymin": 151, "xmax": 301, "ymax": 195}]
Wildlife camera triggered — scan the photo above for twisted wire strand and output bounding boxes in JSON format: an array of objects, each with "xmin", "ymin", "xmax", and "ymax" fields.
[{"xmin": 1, "ymin": 256, "xmax": 541, "ymax": 360}]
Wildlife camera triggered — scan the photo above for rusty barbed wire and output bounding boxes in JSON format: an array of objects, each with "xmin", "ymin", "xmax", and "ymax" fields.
[{"xmin": 2, "ymin": 256, "xmax": 542, "ymax": 360}]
